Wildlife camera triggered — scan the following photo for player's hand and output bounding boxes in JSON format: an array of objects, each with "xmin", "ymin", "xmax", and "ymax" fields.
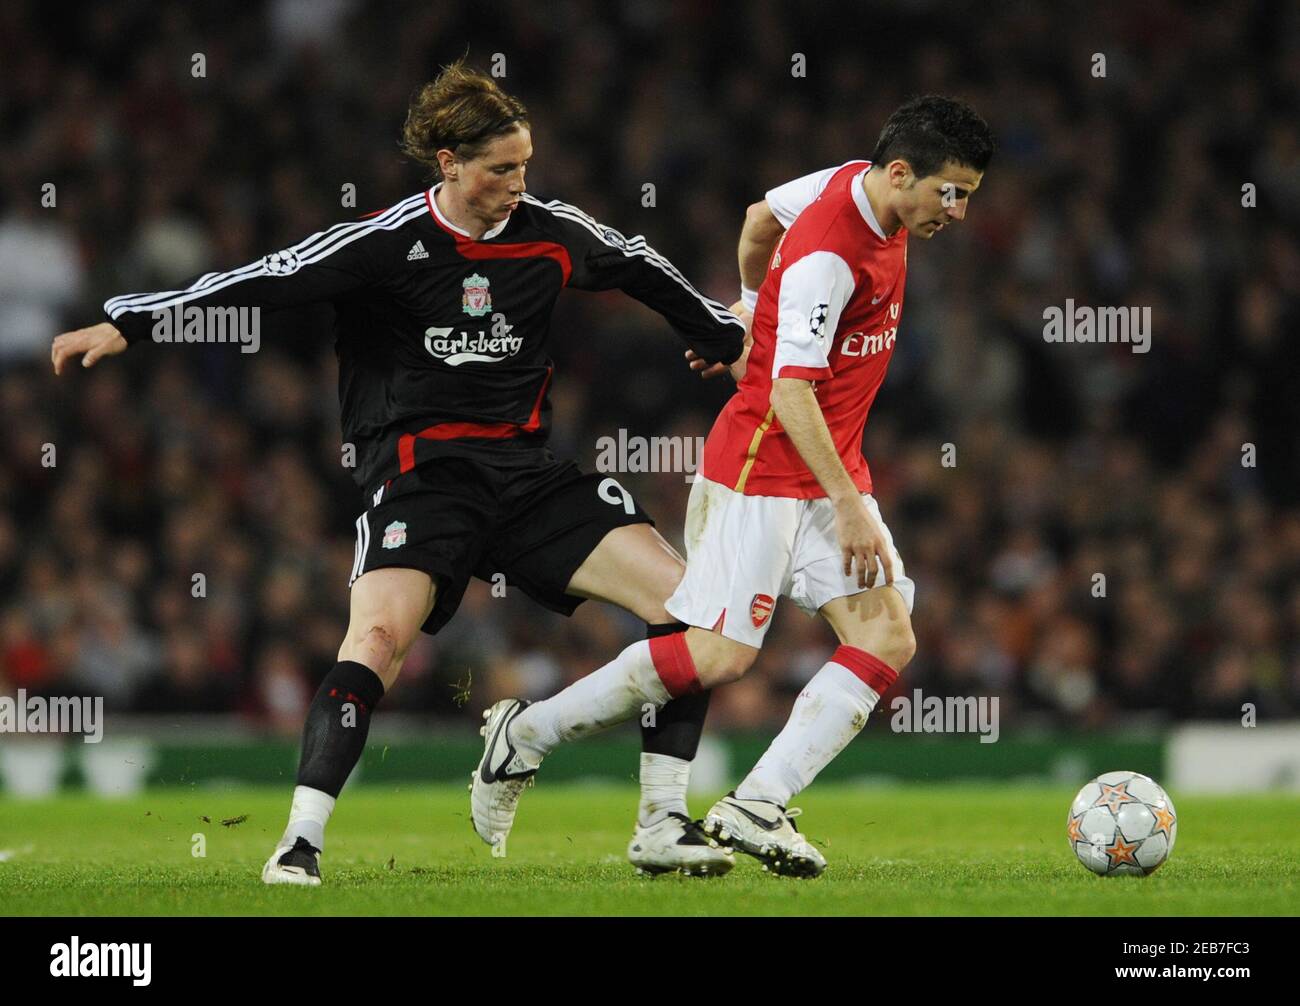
[
  {"xmin": 52, "ymin": 322, "xmax": 127, "ymax": 375},
  {"xmin": 685, "ymin": 300, "xmax": 753, "ymax": 380},
  {"xmin": 834, "ymin": 495, "xmax": 896, "ymax": 589},
  {"xmin": 725, "ymin": 343, "xmax": 752, "ymax": 383},
  {"xmin": 684, "ymin": 348, "xmax": 727, "ymax": 378}
]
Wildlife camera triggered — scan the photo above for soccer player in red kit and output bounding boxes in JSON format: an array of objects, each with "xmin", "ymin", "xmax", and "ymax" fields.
[{"xmin": 474, "ymin": 96, "xmax": 994, "ymax": 876}]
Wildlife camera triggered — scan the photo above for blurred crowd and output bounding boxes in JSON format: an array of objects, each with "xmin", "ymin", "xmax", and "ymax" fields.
[{"xmin": 1, "ymin": 0, "xmax": 1298, "ymax": 734}]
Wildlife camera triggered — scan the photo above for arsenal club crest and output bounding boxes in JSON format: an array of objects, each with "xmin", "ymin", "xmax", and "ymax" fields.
[
  {"xmin": 750, "ymin": 593, "xmax": 775, "ymax": 628},
  {"xmin": 462, "ymin": 273, "xmax": 492, "ymax": 317}
]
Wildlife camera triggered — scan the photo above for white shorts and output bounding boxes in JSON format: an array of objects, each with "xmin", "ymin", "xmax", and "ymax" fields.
[{"xmin": 665, "ymin": 476, "xmax": 915, "ymax": 648}]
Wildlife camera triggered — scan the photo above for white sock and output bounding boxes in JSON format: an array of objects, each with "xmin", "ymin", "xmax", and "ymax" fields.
[
  {"xmin": 735, "ymin": 660, "xmax": 883, "ymax": 807},
  {"xmin": 638, "ymin": 752, "xmax": 690, "ymax": 827},
  {"xmin": 510, "ymin": 639, "xmax": 671, "ymax": 764},
  {"xmin": 279, "ymin": 785, "xmax": 336, "ymax": 851}
]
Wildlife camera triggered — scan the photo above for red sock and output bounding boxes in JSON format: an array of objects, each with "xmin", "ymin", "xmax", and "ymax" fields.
[
  {"xmin": 648, "ymin": 632, "xmax": 702, "ymax": 698},
  {"xmin": 829, "ymin": 644, "xmax": 899, "ymax": 695}
]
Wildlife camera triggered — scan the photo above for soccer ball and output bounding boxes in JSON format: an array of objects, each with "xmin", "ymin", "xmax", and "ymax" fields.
[{"xmin": 1067, "ymin": 770, "xmax": 1177, "ymax": 876}]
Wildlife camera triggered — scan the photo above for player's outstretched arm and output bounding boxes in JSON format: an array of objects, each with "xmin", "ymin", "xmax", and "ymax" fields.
[
  {"xmin": 770, "ymin": 377, "xmax": 895, "ymax": 589},
  {"xmin": 684, "ymin": 198, "xmax": 782, "ymax": 382},
  {"xmin": 556, "ymin": 206, "xmax": 744, "ymax": 371},
  {"xmin": 51, "ymin": 322, "xmax": 127, "ymax": 375},
  {"xmin": 685, "ymin": 299, "xmax": 752, "ymax": 381},
  {"xmin": 93, "ymin": 205, "xmax": 407, "ymax": 351}
]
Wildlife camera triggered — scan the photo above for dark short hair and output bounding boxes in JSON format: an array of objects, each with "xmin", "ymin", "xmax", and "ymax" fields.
[{"xmin": 869, "ymin": 95, "xmax": 995, "ymax": 179}]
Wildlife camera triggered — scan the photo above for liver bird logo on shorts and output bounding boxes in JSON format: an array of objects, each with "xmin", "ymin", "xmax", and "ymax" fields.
[
  {"xmin": 382, "ymin": 520, "xmax": 407, "ymax": 549},
  {"xmin": 750, "ymin": 593, "xmax": 775, "ymax": 628}
]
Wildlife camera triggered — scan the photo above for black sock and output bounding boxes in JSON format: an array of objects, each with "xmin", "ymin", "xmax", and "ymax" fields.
[
  {"xmin": 641, "ymin": 622, "xmax": 712, "ymax": 761},
  {"xmin": 295, "ymin": 660, "xmax": 386, "ymax": 798}
]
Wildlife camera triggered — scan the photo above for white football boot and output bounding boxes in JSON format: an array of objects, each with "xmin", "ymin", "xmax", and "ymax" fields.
[
  {"xmin": 470, "ymin": 699, "xmax": 539, "ymax": 853},
  {"xmin": 702, "ymin": 792, "xmax": 827, "ymax": 878},
  {"xmin": 261, "ymin": 836, "xmax": 322, "ymax": 886},
  {"xmin": 627, "ymin": 812, "xmax": 736, "ymax": 877}
]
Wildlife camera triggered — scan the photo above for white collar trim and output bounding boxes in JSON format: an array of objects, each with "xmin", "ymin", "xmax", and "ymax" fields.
[
  {"xmin": 428, "ymin": 183, "xmax": 511, "ymax": 240},
  {"xmin": 851, "ymin": 168, "xmax": 888, "ymax": 240}
]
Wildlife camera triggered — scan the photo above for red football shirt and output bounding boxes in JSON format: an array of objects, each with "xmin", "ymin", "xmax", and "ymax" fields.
[{"xmin": 702, "ymin": 161, "xmax": 908, "ymax": 498}]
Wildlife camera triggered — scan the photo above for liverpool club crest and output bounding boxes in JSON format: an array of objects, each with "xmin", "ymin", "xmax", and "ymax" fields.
[{"xmin": 462, "ymin": 273, "xmax": 492, "ymax": 317}]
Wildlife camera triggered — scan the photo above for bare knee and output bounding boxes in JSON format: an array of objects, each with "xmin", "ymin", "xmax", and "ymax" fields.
[
  {"xmin": 640, "ymin": 564, "xmax": 685, "ymax": 625},
  {"xmin": 851, "ymin": 618, "xmax": 916, "ymax": 672},
  {"xmin": 707, "ymin": 652, "xmax": 755, "ymax": 685},
  {"xmin": 886, "ymin": 621, "xmax": 917, "ymax": 670},
  {"xmin": 362, "ymin": 624, "xmax": 398, "ymax": 668},
  {"xmin": 823, "ymin": 588, "xmax": 917, "ymax": 673},
  {"xmin": 341, "ymin": 624, "xmax": 400, "ymax": 684},
  {"xmin": 687, "ymin": 633, "xmax": 758, "ymax": 687}
]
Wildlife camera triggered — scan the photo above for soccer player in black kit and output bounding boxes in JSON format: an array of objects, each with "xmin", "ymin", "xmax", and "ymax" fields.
[{"xmin": 51, "ymin": 62, "xmax": 747, "ymax": 883}]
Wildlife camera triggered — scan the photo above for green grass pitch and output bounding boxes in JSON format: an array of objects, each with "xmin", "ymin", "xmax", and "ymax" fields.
[{"xmin": 1, "ymin": 784, "xmax": 1296, "ymax": 916}]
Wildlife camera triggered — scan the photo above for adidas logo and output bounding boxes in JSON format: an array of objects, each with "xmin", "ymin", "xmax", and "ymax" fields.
[{"xmin": 407, "ymin": 240, "xmax": 429, "ymax": 261}]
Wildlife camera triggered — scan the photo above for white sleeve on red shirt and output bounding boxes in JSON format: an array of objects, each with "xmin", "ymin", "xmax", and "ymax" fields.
[
  {"xmin": 765, "ymin": 162, "xmax": 857, "ymax": 228},
  {"xmin": 771, "ymin": 251, "xmax": 856, "ymax": 381}
]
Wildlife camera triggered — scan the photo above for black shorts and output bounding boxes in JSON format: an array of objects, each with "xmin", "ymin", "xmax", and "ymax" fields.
[{"xmin": 348, "ymin": 454, "xmax": 653, "ymax": 634}]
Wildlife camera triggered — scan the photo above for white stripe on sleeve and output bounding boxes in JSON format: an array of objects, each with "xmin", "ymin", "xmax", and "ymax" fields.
[
  {"xmin": 105, "ymin": 194, "xmax": 427, "ymax": 319},
  {"xmin": 520, "ymin": 194, "xmax": 742, "ymax": 329}
]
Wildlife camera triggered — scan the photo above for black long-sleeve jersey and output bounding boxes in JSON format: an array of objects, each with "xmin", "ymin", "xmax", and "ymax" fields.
[{"xmin": 104, "ymin": 187, "xmax": 745, "ymax": 491}]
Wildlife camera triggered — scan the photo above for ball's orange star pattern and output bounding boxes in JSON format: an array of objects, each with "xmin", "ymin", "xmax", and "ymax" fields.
[
  {"xmin": 1105, "ymin": 833, "xmax": 1142, "ymax": 870},
  {"xmin": 1067, "ymin": 814, "xmax": 1083, "ymax": 844},
  {"xmin": 1152, "ymin": 804, "xmax": 1176, "ymax": 839},
  {"xmin": 1092, "ymin": 781, "xmax": 1139, "ymax": 813}
]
